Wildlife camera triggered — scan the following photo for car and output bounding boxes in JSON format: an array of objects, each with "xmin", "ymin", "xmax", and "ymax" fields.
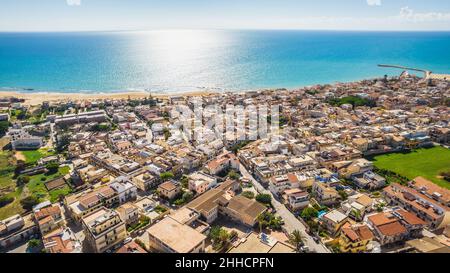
[
  {"xmin": 313, "ymin": 237, "xmax": 321, "ymax": 244},
  {"xmin": 123, "ymin": 237, "xmax": 133, "ymax": 244},
  {"xmin": 300, "ymin": 246, "xmax": 310, "ymax": 253}
]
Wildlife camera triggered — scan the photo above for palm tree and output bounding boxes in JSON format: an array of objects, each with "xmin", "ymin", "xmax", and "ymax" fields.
[
  {"xmin": 288, "ymin": 230, "xmax": 305, "ymax": 252},
  {"xmin": 257, "ymin": 213, "xmax": 267, "ymax": 233}
]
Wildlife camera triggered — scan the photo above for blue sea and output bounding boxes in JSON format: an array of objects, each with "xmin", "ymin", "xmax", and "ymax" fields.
[{"xmin": 0, "ymin": 30, "xmax": 449, "ymax": 94}]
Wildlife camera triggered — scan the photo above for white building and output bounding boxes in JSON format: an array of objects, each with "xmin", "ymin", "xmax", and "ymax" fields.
[
  {"xmin": 109, "ymin": 176, "xmax": 138, "ymax": 203},
  {"xmin": 7, "ymin": 128, "xmax": 43, "ymax": 150}
]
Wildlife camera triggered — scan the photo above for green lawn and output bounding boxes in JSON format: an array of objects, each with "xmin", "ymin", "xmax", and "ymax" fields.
[
  {"xmin": 369, "ymin": 146, "xmax": 450, "ymax": 189},
  {"xmin": 27, "ymin": 166, "xmax": 71, "ymax": 202},
  {"xmin": 20, "ymin": 148, "xmax": 55, "ymax": 165}
]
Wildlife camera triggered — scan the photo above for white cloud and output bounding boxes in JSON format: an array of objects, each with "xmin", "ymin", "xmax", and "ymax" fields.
[
  {"xmin": 398, "ymin": 6, "xmax": 450, "ymax": 22},
  {"xmin": 367, "ymin": 0, "xmax": 381, "ymax": 6},
  {"xmin": 66, "ymin": 0, "xmax": 81, "ymax": 6}
]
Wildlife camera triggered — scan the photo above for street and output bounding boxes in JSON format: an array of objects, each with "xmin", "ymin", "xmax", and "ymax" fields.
[{"xmin": 239, "ymin": 163, "xmax": 330, "ymax": 253}]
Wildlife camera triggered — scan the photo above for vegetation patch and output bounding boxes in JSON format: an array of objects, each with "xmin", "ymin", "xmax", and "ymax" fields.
[{"xmin": 368, "ymin": 146, "xmax": 450, "ymax": 189}]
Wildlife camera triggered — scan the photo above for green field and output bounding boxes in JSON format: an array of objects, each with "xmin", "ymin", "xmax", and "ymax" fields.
[
  {"xmin": 20, "ymin": 148, "xmax": 55, "ymax": 165},
  {"xmin": 0, "ymin": 153, "xmax": 71, "ymax": 219},
  {"xmin": 369, "ymin": 146, "xmax": 450, "ymax": 189},
  {"xmin": 27, "ymin": 166, "xmax": 71, "ymax": 202},
  {"xmin": 0, "ymin": 150, "xmax": 24, "ymax": 219}
]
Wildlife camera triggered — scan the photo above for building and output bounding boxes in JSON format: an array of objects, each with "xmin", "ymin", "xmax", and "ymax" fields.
[
  {"xmin": 188, "ymin": 171, "xmax": 217, "ymax": 195},
  {"xmin": 146, "ymin": 212, "xmax": 207, "ymax": 253},
  {"xmin": 341, "ymin": 193, "xmax": 374, "ymax": 221},
  {"xmin": 383, "ymin": 183, "xmax": 448, "ymax": 229},
  {"xmin": 82, "ymin": 207, "xmax": 127, "ymax": 253},
  {"xmin": 116, "ymin": 203, "xmax": 139, "ymax": 226},
  {"xmin": 404, "ymin": 237, "xmax": 450, "ymax": 253},
  {"xmin": 65, "ymin": 186, "xmax": 118, "ymax": 221},
  {"xmin": 186, "ymin": 180, "xmax": 267, "ymax": 227},
  {"xmin": 157, "ymin": 180, "xmax": 181, "ymax": 200},
  {"xmin": 408, "ymin": 176, "xmax": 450, "ymax": 207},
  {"xmin": 42, "ymin": 228, "xmax": 82, "ymax": 253},
  {"xmin": 0, "ymin": 113, "xmax": 9, "ymax": 121},
  {"xmin": 109, "ymin": 176, "xmax": 138, "ymax": 203},
  {"xmin": 55, "ymin": 110, "xmax": 107, "ymax": 127},
  {"xmin": 132, "ymin": 197, "xmax": 169, "ymax": 223},
  {"xmin": 268, "ymin": 173, "xmax": 300, "ymax": 196},
  {"xmin": 339, "ymin": 222, "xmax": 374, "ymax": 253},
  {"xmin": 33, "ymin": 203, "xmax": 64, "ymax": 236},
  {"xmin": 366, "ymin": 208, "xmax": 426, "ymax": 246},
  {"xmin": 205, "ymin": 151, "xmax": 239, "ymax": 175},
  {"xmin": 352, "ymin": 171, "xmax": 386, "ymax": 190},
  {"xmin": 7, "ymin": 128, "xmax": 43, "ymax": 150},
  {"xmin": 228, "ymin": 232, "xmax": 295, "ymax": 253},
  {"xmin": 321, "ymin": 209, "xmax": 348, "ymax": 236},
  {"xmin": 312, "ymin": 182, "xmax": 340, "ymax": 206},
  {"xmin": 115, "ymin": 241, "xmax": 147, "ymax": 253},
  {"xmin": 132, "ymin": 171, "xmax": 159, "ymax": 191},
  {"xmin": 0, "ymin": 214, "xmax": 39, "ymax": 249},
  {"xmin": 222, "ymin": 196, "xmax": 268, "ymax": 227},
  {"xmin": 283, "ymin": 188, "xmax": 310, "ymax": 211}
]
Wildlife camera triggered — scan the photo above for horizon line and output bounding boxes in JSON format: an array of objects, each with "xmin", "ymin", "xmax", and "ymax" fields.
[{"xmin": 1, "ymin": 27, "xmax": 450, "ymax": 33}]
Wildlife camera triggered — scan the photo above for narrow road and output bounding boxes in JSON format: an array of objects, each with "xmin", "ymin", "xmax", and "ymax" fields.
[{"xmin": 239, "ymin": 163, "xmax": 330, "ymax": 253}]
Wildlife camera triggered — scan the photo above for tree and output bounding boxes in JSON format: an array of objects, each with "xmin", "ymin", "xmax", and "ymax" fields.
[
  {"xmin": 160, "ymin": 172, "xmax": 174, "ymax": 181},
  {"xmin": 241, "ymin": 191, "xmax": 255, "ymax": 199},
  {"xmin": 257, "ymin": 213, "xmax": 268, "ymax": 233},
  {"xmin": 20, "ymin": 195, "xmax": 40, "ymax": 211},
  {"xmin": 17, "ymin": 175, "xmax": 30, "ymax": 186},
  {"xmin": 180, "ymin": 175, "xmax": 189, "ymax": 188},
  {"xmin": 27, "ymin": 239, "xmax": 42, "ymax": 250},
  {"xmin": 255, "ymin": 193, "xmax": 272, "ymax": 205},
  {"xmin": 14, "ymin": 160, "xmax": 26, "ymax": 176},
  {"xmin": 46, "ymin": 162, "xmax": 59, "ymax": 174},
  {"xmin": 288, "ymin": 230, "xmax": 305, "ymax": 252},
  {"xmin": 182, "ymin": 191, "xmax": 193, "ymax": 203},
  {"xmin": 338, "ymin": 190, "xmax": 348, "ymax": 200},
  {"xmin": 301, "ymin": 207, "xmax": 319, "ymax": 221},
  {"xmin": 163, "ymin": 128, "xmax": 172, "ymax": 140},
  {"xmin": 57, "ymin": 133, "xmax": 71, "ymax": 152},
  {"xmin": 351, "ymin": 209, "xmax": 362, "ymax": 220},
  {"xmin": 209, "ymin": 226, "xmax": 231, "ymax": 251},
  {"xmin": 0, "ymin": 121, "xmax": 9, "ymax": 136},
  {"xmin": 228, "ymin": 170, "xmax": 240, "ymax": 180},
  {"xmin": 0, "ymin": 195, "xmax": 14, "ymax": 208}
]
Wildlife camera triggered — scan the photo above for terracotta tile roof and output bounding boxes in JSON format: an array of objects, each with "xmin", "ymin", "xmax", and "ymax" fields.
[
  {"xmin": 34, "ymin": 206, "xmax": 61, "ymax": 220},
  {"xmin": 377, "ymin": 221, "xmax": 408, "ymax": 236},
  {"xmin": 410, "ymin": 176, "xmax": 450, "ymax": 203},
  {"xmin": 115, "ymin": 241, "xmax": 146, "ymax": 253},
  {"xmin": 368, "ymin": 213, "xmax": 397, "ymax": 226},
  {"xmin": 158, "ymin": 181, "xmax": 178, "ymax": 192},
  {"xmin": 396, "ymin": 209, "xmax": 426, "ymax": 226},
  {"xmin": 286, "ymin": 173, "xmax": 299, "ymax": 184}
]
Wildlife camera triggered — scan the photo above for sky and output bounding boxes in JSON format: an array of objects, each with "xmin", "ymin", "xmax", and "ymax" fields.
[{"xmin": 1, "ymin": 0, "xmax": 450, "ymax": 32}]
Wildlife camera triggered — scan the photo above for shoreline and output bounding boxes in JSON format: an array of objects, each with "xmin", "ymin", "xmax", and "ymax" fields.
[{"xmin": 0, "ymin": 90, "xmax": 221, "ymax": 106}]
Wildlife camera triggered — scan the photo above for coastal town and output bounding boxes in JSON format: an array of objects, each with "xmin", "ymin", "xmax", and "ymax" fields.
[{"xmin": 0, "ymin": 72, "xmax": 449, "ymax": 254}]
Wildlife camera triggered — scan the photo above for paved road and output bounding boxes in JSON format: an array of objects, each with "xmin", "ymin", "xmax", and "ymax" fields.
[{"xmin": 239, "ymin": 163, "xmax": 330, "ymax": 253}]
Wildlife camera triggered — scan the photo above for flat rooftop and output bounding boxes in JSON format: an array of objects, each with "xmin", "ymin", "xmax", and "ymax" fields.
[{"xmin": 147, "ymin": 216, "xmax": 206, "ymax": 253}]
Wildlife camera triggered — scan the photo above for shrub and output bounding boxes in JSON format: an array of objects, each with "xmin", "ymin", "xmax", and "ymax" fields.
[
  {"xmin": 228, "ymin": 170, "xmax": 240, "ymax": 180},
  {"xmin": 20, "ymin": 195, "xmax": 40, "ymax": 211},
  {"xmin": 160, "ymin": 172, "xmax": 174, "ymax": 181},
  {"xmin": 0, "ymin": 196, "xmax": 14, "ymax": 208},
  {"xmin": 301, "ymin": 207, "xmax": 319, "ymax": 221},
  {"xmin": 241, "ymin": 191, "xmax": 255, "ymax": 199},
  {"xmin": 255, "ymin": 193, "xmax": 272, "ymax": 205},
  {"xmin": 46, "ymin": 162, "xmax": 59, "ymax": 174},
  {"xmin": 17, "ymin": 175, "xmax": 30, "ymax": 186}
]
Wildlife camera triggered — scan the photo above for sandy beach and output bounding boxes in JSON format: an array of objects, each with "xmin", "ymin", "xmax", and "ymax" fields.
[{"xmin": 0, "ymin": 90, "xmax": 218, "ymax": 106}]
